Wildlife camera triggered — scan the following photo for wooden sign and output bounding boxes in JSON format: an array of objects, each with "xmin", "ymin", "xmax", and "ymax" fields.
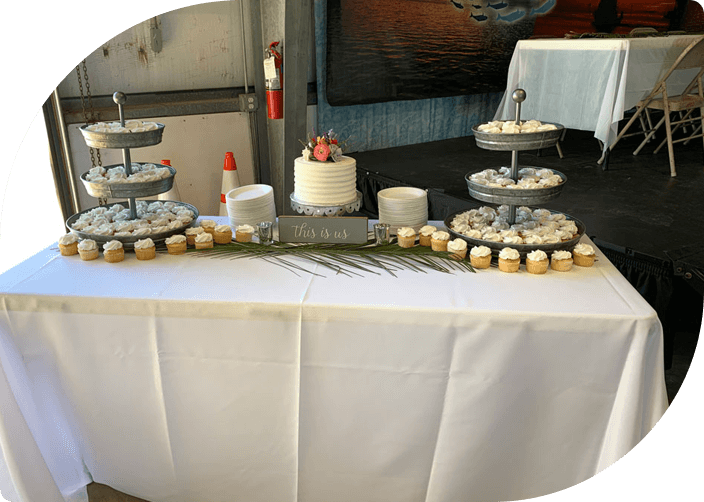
[{"xmin": 278, "ymin": 216, "xmax": 369, "ymax": 244}]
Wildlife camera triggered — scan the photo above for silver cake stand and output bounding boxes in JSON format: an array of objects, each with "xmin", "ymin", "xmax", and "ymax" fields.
[{"xmin": 290, "ymin": 190, "xmax": 363, "ymax": 216}]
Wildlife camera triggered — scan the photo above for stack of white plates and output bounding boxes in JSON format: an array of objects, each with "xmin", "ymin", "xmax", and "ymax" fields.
[
  {"xmin": 226, "ymin": 184, "xmax": 277, "ymax": 227},
  {"xmin": 377, "ymin": 187, "xmax": 428, "ymax": 234}
]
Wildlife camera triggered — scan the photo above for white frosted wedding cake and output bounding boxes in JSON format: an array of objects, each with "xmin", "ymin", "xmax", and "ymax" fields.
[{"xmin": 294, "ymin": 131, "xmax": 357, "ymax": 205}]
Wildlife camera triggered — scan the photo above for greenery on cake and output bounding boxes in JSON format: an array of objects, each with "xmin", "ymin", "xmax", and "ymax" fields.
[{"xmin": 299, "ymin": 129, "xmax": 345, "ymax": 162}]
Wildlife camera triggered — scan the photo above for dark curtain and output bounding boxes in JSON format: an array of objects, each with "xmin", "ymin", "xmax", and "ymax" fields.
[{"xmin": 356, "ymin": 168, "xmax": 478, "ymax": 221}]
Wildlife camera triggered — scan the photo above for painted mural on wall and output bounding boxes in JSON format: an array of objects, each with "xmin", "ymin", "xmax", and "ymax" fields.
[{"xmin": 326, "ymin": 0, "xmax": 691, "ymax": 107}]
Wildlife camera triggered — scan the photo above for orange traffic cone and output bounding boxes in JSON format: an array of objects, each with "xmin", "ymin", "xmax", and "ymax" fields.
[
  {"xmin": 220, "ymin": 152, "xmax": 241, "ymax": 216},
  {"xmin": 158, "ymin": 159, "xmax": 182, "ymax": 201}
]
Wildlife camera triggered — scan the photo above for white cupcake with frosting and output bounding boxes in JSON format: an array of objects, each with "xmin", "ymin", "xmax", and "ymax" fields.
[
  {"xmin": 498, "ymin": 247, "xmax": 520, "ymax": 273},
  {"xmin": 430, "ymin": 230, "xmax": 450, "ymax": 252},
  {"xmin": 134, "ymin": 238, "xmax": 156, "ymax": 260},
  {"xmin": 447, "ymin": 238, "xmax": 468, "ymax": 259},
  {"xmin": 551, "ymin": 250, "xmax": 573, "ymax": 272},
  {"xmin": 526, "ymin": 249, "xmax": 548, "ymax": 274},
  {"xmin": 195, "ymin": 232, "xmax": 214, "ymax": 249},
  {"xmin": 469, "ymin": 245, "xmax": 492, "ymax": 269},
  {"xmin": 58, "ymin": 233, "xmax": 79, "ymax": 256},
  {"xmin": 235, "ymin": 224, "xmax": 255, "ymax": 243},
  {"xmin": 103, "ymin": 240, "xmax": 124, "ymax": 263},
  {"xmin": 165, "ymin": 234, "xmax": 187, "ymax": 255},
  {"xmin": 573, "ymin": 243, "xmax": 595, "ymax": 267},
  {"xmin": 397, "ymin": 227, "xmax": 417, "ymax": 248}
]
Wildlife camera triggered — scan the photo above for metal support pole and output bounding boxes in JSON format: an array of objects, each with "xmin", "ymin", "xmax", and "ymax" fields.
[{"xmin": 51, "ymin": 89, "xmax": 80, "ymax": 215}]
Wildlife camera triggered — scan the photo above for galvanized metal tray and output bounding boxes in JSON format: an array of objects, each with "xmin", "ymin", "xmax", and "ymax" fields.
[
  {"xmin": 472, "ymin": 123, "xmax": 564, "ymax": 151},
  {"xmin": 443, "ymin": 208, "xmax": 586, "ymax": 258},
  {"xmin": 465, "ymin": 167, "xmax": 567, "ymax": 206},
  {"xmin": 80, "ymin": 164, "xmax": 176, "ymax": 199},
  {"xmin": 65, "ymin": 200, "xmax": 199, "ymax": 250},
  {"xmin": 79, "ymin": 123, "xmax": 165, "ymax": 149}
]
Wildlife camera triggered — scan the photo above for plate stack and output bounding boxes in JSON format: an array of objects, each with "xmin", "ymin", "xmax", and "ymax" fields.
[
  {"xmin": 377, "ymin": 187, "xmax": 428, "ymax": 234},
  {"xmin": 225, "ymin": 184, "xmax": 277, "ymax": 227}
]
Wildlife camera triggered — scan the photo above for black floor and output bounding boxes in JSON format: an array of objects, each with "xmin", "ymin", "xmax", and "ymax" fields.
[{"xmin": 353, "ymin": 127, "xmax": 703, "ymax": 404}]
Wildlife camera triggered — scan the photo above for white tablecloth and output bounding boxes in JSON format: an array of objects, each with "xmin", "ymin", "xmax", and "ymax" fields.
[
  {"xmin": 0, "ymin": 219, "xmax": 667, "ymax": 502},
  {"xmin": 494, "ymin": 35, "xmax": 703, "ymax": 151}
]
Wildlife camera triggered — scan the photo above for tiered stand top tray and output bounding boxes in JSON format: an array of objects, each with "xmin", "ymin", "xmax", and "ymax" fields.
[
  {"xmin": 471, "ymin": 123, "xmax": 564, "ymax": 151},
  {"xmin": 79, "ymin": 123, "xmax": 165, "ymax": 149}
]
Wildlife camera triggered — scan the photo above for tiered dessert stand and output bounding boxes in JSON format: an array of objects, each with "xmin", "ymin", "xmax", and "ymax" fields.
[
  {"xmin": 67, "ymin": 91, "xmax": 198, "ymax": 248},
  {"xmin": 445, "ymin": 89, "xmax": 586, "ymax": 256}
]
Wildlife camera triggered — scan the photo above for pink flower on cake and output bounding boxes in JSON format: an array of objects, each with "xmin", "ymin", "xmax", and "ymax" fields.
[{"xmin": 314, "ymin": 143, "xmax": 330, "ymax": 161}]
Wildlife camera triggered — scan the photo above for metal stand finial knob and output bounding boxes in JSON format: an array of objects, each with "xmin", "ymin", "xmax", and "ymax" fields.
[
  {"xmin": 113, "ymin": 92, "xmax": 127, "ymax": 105},
  {"xmin": 512, "ymin": 89, "xmax": 526, "ymax": 104}
]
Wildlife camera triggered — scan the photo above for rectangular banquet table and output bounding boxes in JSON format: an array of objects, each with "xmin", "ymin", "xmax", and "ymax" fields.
[
  {"xmin": 0, "ymin": 218, "xmax": 667, "ymax": 502},
  {"xmin": 494, "ymin": 35, "xmax": 704, "ymax": 159}
]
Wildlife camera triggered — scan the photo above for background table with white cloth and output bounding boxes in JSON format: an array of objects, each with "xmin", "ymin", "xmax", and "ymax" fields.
[
  {"xmin": 494, "ymin": 35, "xmax": 703, "ymax": 157},
  {"xmin": 0, "ymin": 219, "xmax": 667, "ymax": 502}
]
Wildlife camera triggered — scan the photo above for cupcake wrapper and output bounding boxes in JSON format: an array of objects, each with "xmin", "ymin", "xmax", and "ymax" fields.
[
  {"xmin": 167, "ymin": 242, "xmax": 188, "ymax": 255},
  {"xmin": 430, "ymin": 239, "xmax": 448, "ymax": 252},
  {"xmin": 498, "ymin": 258, "xmax": 520, "ymax": 273},
  {"xmin": 419, "ymin": 234, "xmax": 432, "ymax": 247},
  {"xmin": 59, "ymin": 242, "xmax": 78, "ymax": 256},
  {"xmin": 214, "ymin": 232, "xmax": 233, "ymax": 244},
  {"xmin": 235, "ymin": 232, "xmax": 253, "ymax": 243},
  {"xmin": 573, "ymin": 253, "xmax": 595, "ymax": 267},
  {"xmin": 470, "ymin": 254, "xmax": 492, "ymax": 269},
  {"xmin": 550, "ymin": 258, "xmax": 573, "ymax": 272},
  {"xmin": 195, "ymin": 241, "xmax": 214, "ymax": 249},
  {"xmin": 104, "ymin": 249, "xmax": 125, "ymax": 263},
  {"xmin": 526, "ymin": 258, "xmax": 548, "ymax": 274},
  {"xmin": 78, "ymin": 248, "xmax": 99, "ymax": 261},
  {"xmin": 397, "ymin": 235, "xmax": 416, "ymax": 248},
  {"xmin": 135, "ymin": 247, "xmax": 156, "ymax": 260}
]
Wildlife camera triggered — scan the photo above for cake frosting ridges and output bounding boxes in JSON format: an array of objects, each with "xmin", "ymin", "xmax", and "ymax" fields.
[{"xmin": 293, "ymin": 156, "xmax": 357, "ymax": 205}]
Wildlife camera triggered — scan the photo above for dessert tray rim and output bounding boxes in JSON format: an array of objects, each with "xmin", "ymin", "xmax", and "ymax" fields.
[
  {"xmin": 66, "ymin": 200, "xmax": 199, "ymax": 250},
  {"xmin": 472, "ymin": 123, "xmax": 565, "ymax": 151},
  {"xmin": 465, "ymin": 167, "xmax": 567, "ymax": 205},
  {"xmin": 79, "ymin": 123, "xmax": 165, "ymax": 149},
  {"xmin": 80, "ymin": 164, "xmax": 176, "ymax": 199},
  {"xmin": 443, "ymin": 208, "xmax": 586, "ymax": 258}
]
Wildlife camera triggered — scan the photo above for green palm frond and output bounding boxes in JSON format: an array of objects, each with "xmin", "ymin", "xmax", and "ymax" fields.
[{"xmin": 182, "ymin": 240, "xmax": 475, "ymax": 277}]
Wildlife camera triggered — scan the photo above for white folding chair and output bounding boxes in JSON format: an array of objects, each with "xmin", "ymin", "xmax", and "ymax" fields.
[{"xmin": 609, "ymin": 37, "xmax": 704, "ymax": 177}]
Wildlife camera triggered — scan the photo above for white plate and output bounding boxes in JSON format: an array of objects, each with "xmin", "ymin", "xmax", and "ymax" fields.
[
  {"xmin": 379, "ymin": 208, "xmax": 428, "ymax": 216},
  {"xmin": 226, "ymin": 184, "xmax": 274, "ymax": 202},
  {"xmin": 377, "ymin": 187, "xmax": 427, "ymax": 201},
  {"xmin": 227, "ymin": 200, "xmax": 274, "ymax": 211}
]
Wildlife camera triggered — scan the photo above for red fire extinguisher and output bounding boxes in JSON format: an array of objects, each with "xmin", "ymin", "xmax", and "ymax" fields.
[{"xmin": 264, "ymin": 41, "xmax": 283, "ymax": 119}]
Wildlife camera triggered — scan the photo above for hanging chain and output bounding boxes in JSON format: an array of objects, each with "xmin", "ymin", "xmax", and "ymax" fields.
[{"xmin": 76, "ymin": 60, "xmax": 102, "ymax": 168}]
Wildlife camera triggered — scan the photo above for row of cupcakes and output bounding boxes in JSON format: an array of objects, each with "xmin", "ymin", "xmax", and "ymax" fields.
[
  {"xmin": 470, "ymin": 244, "xmax": 596, "ymax": 273},
  {"xmin": 392, "ymin": 225, "xmax": 595, "ymax": 272},
  {"xmin": 58, "ymin": 233, "xmax": 159, "ymax": 262},
  {"xmin": 57, "ymin": 220, "xmax": 259, "ymax": 263}
]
